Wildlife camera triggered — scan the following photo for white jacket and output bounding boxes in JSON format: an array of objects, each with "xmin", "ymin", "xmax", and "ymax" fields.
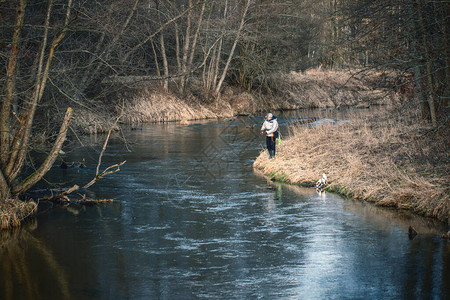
[{"xmin": 261, "ymin": 117, "xmax": 279, "ymax": 137}]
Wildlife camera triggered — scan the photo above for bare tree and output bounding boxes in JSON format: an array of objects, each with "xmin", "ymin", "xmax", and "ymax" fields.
[
  {"xmin": 214, "ymin": 0, "xmax": 251, "ymax": 96},
  {"xmin": 338, "ymin": 0, "xmax": 448, "ymax": 126},
  {"xmin": 1, "ymin": 0, "xmax": 74, "ymax": 202}
]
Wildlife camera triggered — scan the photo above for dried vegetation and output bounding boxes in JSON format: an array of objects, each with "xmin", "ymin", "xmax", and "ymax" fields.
[
  {"xmin": 119, "ymin": 87, "xmax": 218, "ymax": 124},
  {"xmin": 254, "ymin": 107, "xmax": 450, "ymax": 222},
  {"xmin": 265, "ymin": 69, "xmax": 406, "ymax": 109},
  {"xmin": 0, "ymin": 199, "xmax": 37, "ymax": 230},
  {"xmin": 69, "ymin": 69, "xmax": 404, "ymax": 133}
]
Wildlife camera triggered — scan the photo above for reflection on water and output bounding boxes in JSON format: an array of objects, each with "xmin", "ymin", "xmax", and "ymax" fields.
[
  {"xmin": 1, "ymin": 113, "xmax": 449, "ymax": 299},
  {"xmin": 0, "ymin": 222, "xmax": 70, "ymax": 300}
]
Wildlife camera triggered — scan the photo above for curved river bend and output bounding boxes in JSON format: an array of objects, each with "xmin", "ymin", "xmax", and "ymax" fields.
[{"xmin": 1, "ymin": 111, "xmax": 449, "ymax": 299}]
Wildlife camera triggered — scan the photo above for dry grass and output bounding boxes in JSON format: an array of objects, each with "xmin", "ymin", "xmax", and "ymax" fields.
[
  {"xmin": 0, "ymin": 199, "xmax": 37, "ymax": 230},
  {"xmin": 120, "ymin": 85, "xmax": 265, "ymax": 124},
  {"xmin": 70, "ymin": 107, "xmax": 118, "ymax": 134},
  {"xmin": 70, "ymin": 68, "xmax": 407, "ymax": 133},
  {"xmin": 266, "ymin": 69, "xmax": 407, "ymax": 109},
  {"xmin": 254, "ymin": 107, "xmax": 450, "ymax": 222},
  {"xmin": 119, "ymin": 89, "xmax": 219, "ymax": 124}
]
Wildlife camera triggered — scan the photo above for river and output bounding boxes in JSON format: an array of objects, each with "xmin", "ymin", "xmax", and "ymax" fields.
[{"xmin": 1, "ymin": 110, "xmax": 449, "ymax": 299}]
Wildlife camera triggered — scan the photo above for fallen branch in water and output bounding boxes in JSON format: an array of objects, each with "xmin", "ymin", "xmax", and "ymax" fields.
[
  {"xmin": 83, "ymin": 160, "xmax": 126, "ymax": 189},
  {"xmin": 39, "ymin": 160, "xmax": 125, "ymax": 205},
  {"xmin": 40, "ymin": 195, "xmax": 115, "ymax": 206},
  {"xmin": 74, "ymin": 197, "xmax": 114, "ymax": 206},
  {"xmin": 40, "ymin": 186, "xmax": 115, "ymax": 205},
  {"xmin": 39, "ymin": 108, "xmax": 126, "ymax": 207},
  {"xmin": 42, "ymin": 184, "xmax": 79, "ymax": 203}
]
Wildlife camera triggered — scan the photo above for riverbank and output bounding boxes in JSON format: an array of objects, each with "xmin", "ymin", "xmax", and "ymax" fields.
[
  {"xmin": 253, "ymin": 107, "xmax": 449, "ymax": 223},
  {"xmin": 67, "ymin": 68, "xmax": 404, "ymax": 134},
  {"xmin": 2, "ymin": 68, "xmax": 408, "ymax": 229}
]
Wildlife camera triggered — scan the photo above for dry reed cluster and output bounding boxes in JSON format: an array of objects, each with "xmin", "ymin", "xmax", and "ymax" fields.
[
  {"xmin": 69, "ymin": 69, "xmax": 405, "ymax": 133},
  {"xmin": 120, "ymin": 91, "xmax": 217, "ymax": 124},
  {"xmin": 254, "ymin": 107, "xmax": 449, "ymax": 222},
  {"xmin": 71, "ymin": 107, "xmax": 118, "ymax": 134},
  {"xmin": 0, "ymin": 199, "xmax": 37, "ymax": 230}
]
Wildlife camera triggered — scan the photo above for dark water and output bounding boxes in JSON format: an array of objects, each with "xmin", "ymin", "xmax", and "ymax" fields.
[{"xmin": 1, "ymin": 111, "xmax": 449, "ymax": 299}]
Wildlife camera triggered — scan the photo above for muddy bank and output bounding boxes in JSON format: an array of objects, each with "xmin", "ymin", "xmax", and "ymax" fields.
[{"xmin": 253, "ymin": 107, "xmax": 449, "ymax": 223}]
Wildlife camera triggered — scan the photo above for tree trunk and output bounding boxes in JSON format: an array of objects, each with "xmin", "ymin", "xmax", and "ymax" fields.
[
  {"xmin": 150, "ymin": 38, "xmax": 161, "ymax": 77},
  {"xmin": 77, "ymin": 0, "xmax": 139, "ymax": 99},
  {"xmin": 416, "ymin": 0, "xmax": 437, "ymax": 127},
  {"xmin": 4, "ymin": 0, "xmax": 54, "ymax": 182},
  {"xmin": 1, "ymin": 0, "xmax": 27, "ymax": 166},
  {"xmin": 204, "ymin": 43, "xmax": 217, "ymax": 91},
  {"xmin": 186, "ymin": 0, "xmax": 206, "ymax": 82},
  {"xmin": 211, "ymin": 0, "xmax": 228, "ymax": 92},
  {"xmin": 159, "ymin": 32, "xmax": 169, "ymax": 91},
  {"xmin": 215, "ymin": 0, "xmax": 251, "ymax": 96},
  {"xmin": 12, "ymin": 107, "xmax": 73, "ymax": 195},
  {"xmin": 156, "ymin": 0, "xmax": 169, "ymax": 91},
  {"xmin": 438, "ymin": 1, "xmax": 449, "ymax": 107},
  {"xmin": 212, "ymin": 38, "xmax": 223, "ymax": 91},
  {"xmin": 0, "ymin": 169, "xmax": 10, "ymax": 202},
  {"xmin": 175, "ymin": 23, "xmax": 182, "ymax": 74},
  {"xmin": 179, "ymin": 0, "xmax": 193, "ymax": 94},
  {"xmin": 408, "ymin": 3, "xmax": 428, "ymax": 120},
  {"xmin": 1, "ymin": 0, "xmax": 73, "ymax": 198},
  {"xmin": 6, "ymin": 0, "xmax": 73, "ymax": 184}
]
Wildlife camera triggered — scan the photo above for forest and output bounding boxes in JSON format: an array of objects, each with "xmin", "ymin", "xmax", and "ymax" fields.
[{"xmin": 0, "ymin": 0, "xmax": 448, "ymax": 226}]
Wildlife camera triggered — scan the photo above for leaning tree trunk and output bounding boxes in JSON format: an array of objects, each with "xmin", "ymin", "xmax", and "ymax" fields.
[
  {"xmin": 5, "ymin": 0, "xmax": 74, "ymax": 184},
  {"xmin": 12, "ymin": 108, "xmax": 73, "ymax": 196},
  {"xmin": 150, "ymin": 38, "xmax": 161, "ymax": 77},
  {"xmin": 0, "ymin": 0, "xmax": 74, "ymax": 202},
  {"xmin": 215, "ymin": 0, "xmax": 251, "ymax": 97},
  {"xmin": 186, "ymin": 0, "xmax": 206, "ymax": 84}
]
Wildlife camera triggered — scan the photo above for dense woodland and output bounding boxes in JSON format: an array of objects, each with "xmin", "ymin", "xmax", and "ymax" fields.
[{"xmin": 0, "ymin": 0, "xmax": 448, "ymax": 205}]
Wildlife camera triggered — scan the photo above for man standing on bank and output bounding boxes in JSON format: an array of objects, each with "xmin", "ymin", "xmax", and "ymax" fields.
[{"xmin": 261, "ymin": 113, "xmax": 279, "ymax": 159}]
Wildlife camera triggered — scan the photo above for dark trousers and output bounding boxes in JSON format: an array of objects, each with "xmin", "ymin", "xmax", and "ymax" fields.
[{"xmin": 266, "ymin": 135, "xmax": 276, "ymax": 156}]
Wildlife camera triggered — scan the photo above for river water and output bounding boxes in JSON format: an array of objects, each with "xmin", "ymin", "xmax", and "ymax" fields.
[{"xmin": 1, "ymin": 110, "xmax": 449, "ymax": 299}]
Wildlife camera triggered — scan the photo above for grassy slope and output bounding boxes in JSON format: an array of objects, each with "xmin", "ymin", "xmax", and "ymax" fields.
[
  {"xmin": 263, "ymin": 69, "xmax": 406, "ymax": 109},
  {"xmin": 253, "ymin": 108, "xmax": 449, "ymax": 222}
]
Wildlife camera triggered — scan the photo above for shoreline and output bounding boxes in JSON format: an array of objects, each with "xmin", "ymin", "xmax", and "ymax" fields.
[
  {"xmin": 1, "ymin": 69, "xmax": 417, "ymax": 229},
  {"xmin": 253, "ymin": 108, "xmax": 449, "ymax": 224},
  {"xmin": 67, "ymin": 69, "xmax": 403, "ymax": 134}
]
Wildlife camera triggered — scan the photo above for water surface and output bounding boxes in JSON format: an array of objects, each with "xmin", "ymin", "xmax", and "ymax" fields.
[{"xmin": 1, "ymin": 111, "xmax": 448, "ymax": 299}]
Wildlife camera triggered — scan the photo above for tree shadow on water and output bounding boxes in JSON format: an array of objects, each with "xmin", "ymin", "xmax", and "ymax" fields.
[{"xmin": 0, "ymin": 221, "xmax": 70, "ymax": 300}]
